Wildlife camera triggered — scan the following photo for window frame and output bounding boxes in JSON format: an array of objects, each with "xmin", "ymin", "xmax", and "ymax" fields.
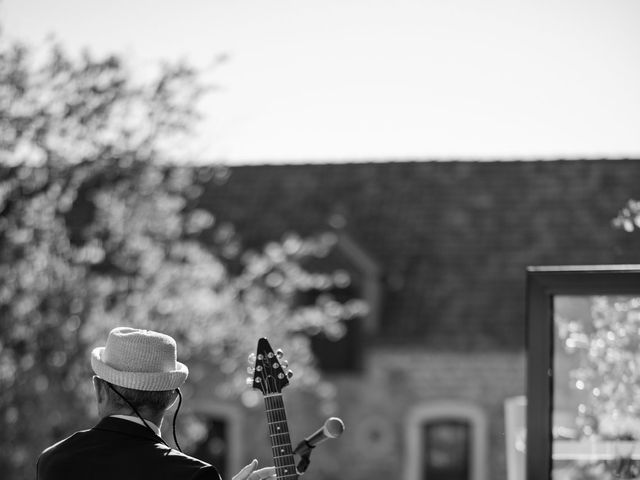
[
  {"xmin": 404, "ymin": 401, "xmax": 488, "ymax": 480},
  {"xmin": 526, "ymin": 265, "xmax": 640, "ymax": 479}
]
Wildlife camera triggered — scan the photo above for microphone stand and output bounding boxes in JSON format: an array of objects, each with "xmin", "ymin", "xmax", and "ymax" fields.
[
  {"xmin": 292, "ymin": 417, "xmax": 344, "ymax": 474},
  {"xmin": 293, "ymin": 439, "xmax": 315, "ymax": 474}
]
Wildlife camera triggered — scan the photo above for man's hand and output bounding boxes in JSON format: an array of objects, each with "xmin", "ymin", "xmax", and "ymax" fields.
[{"xmin": 232, "ymin": 459, "xmax": 276, "ymax": 480}]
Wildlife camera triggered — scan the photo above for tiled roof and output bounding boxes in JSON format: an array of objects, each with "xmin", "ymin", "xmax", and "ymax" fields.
[{"xmin": 197, "ymin": 160, "xmax": 640, "ymax": 350}]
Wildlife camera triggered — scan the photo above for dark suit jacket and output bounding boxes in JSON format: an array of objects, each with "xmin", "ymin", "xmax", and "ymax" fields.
[{"xmin": 37, "ymin": 416, "xmax": 221, "ymax": 480}]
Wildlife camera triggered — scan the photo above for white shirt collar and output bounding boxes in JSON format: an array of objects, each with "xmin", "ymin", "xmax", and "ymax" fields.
[{"xmin": 111, "ymin": 414, "xmax": 162, "ymax": 436}]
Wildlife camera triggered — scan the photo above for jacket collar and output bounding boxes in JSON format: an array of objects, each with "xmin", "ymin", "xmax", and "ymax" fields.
[
  {"xmin": 92, "ymin": 416, "xmax": 166, "ymax": 444},
  {"xmin": 111, "ymin": 414, "xmax": 162, "ymax": 435}
]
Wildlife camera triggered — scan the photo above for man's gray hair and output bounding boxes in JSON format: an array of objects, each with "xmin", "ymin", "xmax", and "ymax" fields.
[{"xmin": 98, "ymin": 377, "xmax": 176, "ymax": 414}]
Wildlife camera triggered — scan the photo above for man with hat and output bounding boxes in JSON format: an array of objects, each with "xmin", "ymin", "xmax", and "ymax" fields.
[{"xmin": 37, "ymin": 327, "xmax": 276, "ymax": 480}]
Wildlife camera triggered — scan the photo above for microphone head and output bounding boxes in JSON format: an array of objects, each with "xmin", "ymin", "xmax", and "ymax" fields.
[{"xmin": 324, "ymin": 417, "xmax": 345, "ymax": 438}]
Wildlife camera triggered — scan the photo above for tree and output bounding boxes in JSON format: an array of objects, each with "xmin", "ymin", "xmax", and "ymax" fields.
[{"xmin": 0, "ymin": 37, "xmax": 362, "ymax": 479}]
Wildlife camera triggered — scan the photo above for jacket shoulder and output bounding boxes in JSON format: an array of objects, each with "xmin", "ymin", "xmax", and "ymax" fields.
[
  {"xmin": 37, "ymin": 430, "xmax": 90, "ymax": 477},
  {"xmin": 36, "ymin": 425, "xmax": 221, "ymax": 480},
  {"xmin": 40, "ymin": 429, "xmax": 89, "ymax": 455}
]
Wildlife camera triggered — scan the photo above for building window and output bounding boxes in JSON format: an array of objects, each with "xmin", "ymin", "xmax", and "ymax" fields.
[
  {"xmin": 405, "ymin": 402, "xmax": 487, "ymax": 480},
  {"xmin": 306, "ymin": 283, "xmax": 364, "ymax": 372},
  {"xmin": 422, "ymin": 419, "xmax": 470, "ymax": 480}
]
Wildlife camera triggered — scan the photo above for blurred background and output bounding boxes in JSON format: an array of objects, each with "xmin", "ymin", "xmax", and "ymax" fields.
[{"xmin": 1, "ymin": 1, "xmax": 640, "ymax": 480}]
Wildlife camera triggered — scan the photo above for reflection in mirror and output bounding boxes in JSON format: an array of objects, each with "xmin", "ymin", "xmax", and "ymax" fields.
[{"xmin": 553, "ymin": 295, "xmax": 640, "ymax": 479}]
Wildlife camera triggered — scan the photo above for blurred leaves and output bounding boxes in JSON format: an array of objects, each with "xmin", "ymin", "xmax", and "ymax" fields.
[
  {"xmin": 556, "ymin": 297, "xmax": 640, "ymax": 439},
  {"xmin": 0, "ymin": 36, "xmax": 359, "ymax": 479},
  {"xmin": 613, "ymin": 199, "xmax": 640, "ymax": 233}
]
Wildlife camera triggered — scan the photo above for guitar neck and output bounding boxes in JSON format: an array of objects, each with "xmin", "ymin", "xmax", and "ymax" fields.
[{"xmin": 264, "ymin": 394, "xmax": 298, "ymax": 480}]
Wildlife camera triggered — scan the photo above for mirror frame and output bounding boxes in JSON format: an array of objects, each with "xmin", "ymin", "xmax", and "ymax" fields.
[{"xmin": 526, "ymin": 265, "xmax": 640, "ymax": 479}]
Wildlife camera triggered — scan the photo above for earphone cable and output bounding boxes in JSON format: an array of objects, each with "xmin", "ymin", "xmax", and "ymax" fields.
[
  {"xmin": 172, "ymin": 388, "xmax": 183, "ymax": 452},
  {"xmin": 105, "ymin": 382, "xmax": 175, "ymax": 450}
]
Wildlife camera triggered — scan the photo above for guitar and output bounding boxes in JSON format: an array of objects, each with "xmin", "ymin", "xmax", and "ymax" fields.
[{"xmin": 249, "ymin": 338, "xmax": 298, "ymax": 480}]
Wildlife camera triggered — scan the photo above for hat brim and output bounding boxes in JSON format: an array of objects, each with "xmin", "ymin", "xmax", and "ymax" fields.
[{"xmin": 91, "ymin": 347, "xmax": 188, "ymax": 391}]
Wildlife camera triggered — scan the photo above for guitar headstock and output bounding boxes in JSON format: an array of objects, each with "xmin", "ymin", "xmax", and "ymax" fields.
[{"xmin": 247, "ymin": 338, "xmax": 292, "ymax": 396}]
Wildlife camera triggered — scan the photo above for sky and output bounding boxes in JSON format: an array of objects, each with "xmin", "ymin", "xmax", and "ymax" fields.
[{"xmin": 2, "ymin": 0, "xmax": 640, "ymax": 164}]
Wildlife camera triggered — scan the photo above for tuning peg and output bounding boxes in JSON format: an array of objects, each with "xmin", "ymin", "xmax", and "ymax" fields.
[
  {"xmin": 281, "ymin": 360, "xmax": 289, "ymax": 369},
  {"xmin": 246, "ymin": 377, "xmax": 254, "ymax": 386},
  {"xmin": 276, "ymin": 349, "xmax": 284, "ymax": 359},
  {"xmin": 247, "ymin": 366, "xmax": 255, "ymax": 374},
  {"xmin": 248, "ymin": 353, "xmax": 256, "ymax": 364},
  {"xmin": 286, "ymin": 370, "xmax": 294, "ymax": 379}
]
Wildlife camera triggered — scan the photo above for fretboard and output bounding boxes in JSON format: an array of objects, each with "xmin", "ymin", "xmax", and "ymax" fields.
[{"xmin": 264, "ymin": 394, "xmax": 298, "ymax": 480}]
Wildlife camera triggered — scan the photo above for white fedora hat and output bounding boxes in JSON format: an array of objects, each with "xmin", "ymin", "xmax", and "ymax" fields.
[{"xmin": 91, "ymin": 327, "xmax": 188, "ymax": 391}]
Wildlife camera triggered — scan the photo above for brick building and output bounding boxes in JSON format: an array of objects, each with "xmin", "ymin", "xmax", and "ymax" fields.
[{"xmin": 189, "ymin": 159, "xmax": 640, "ymax": 480}]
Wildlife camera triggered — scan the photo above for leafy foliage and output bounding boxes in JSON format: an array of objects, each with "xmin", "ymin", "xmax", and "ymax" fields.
[
  {"xmin": 0, "ymin": 38, "xmax": 361, "ymax": 479},
  {"xmin": 556, "ymin": 297, "xmax": 640, "ymax": 479},
  {"xmin": 612, "ymin": 199, "xmax": 640, "ymax": 233},
  {"xmin": 557, "ymin": 297, "xmax": 640, "ymax": 438}
]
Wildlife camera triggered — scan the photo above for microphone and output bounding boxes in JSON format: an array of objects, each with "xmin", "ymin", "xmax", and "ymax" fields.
[{"xmin": 294, "ymin": 417, "xmax": 345, "ymax": 457}]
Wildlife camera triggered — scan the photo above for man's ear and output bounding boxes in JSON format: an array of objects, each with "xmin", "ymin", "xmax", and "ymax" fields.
[
  {"xmin": 92, "ymin": 376, "xmax": 106, "ymax": 403},
  {"xmin": 167, "ymin": 389, "xmax": 180, "ymax": 409}
]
